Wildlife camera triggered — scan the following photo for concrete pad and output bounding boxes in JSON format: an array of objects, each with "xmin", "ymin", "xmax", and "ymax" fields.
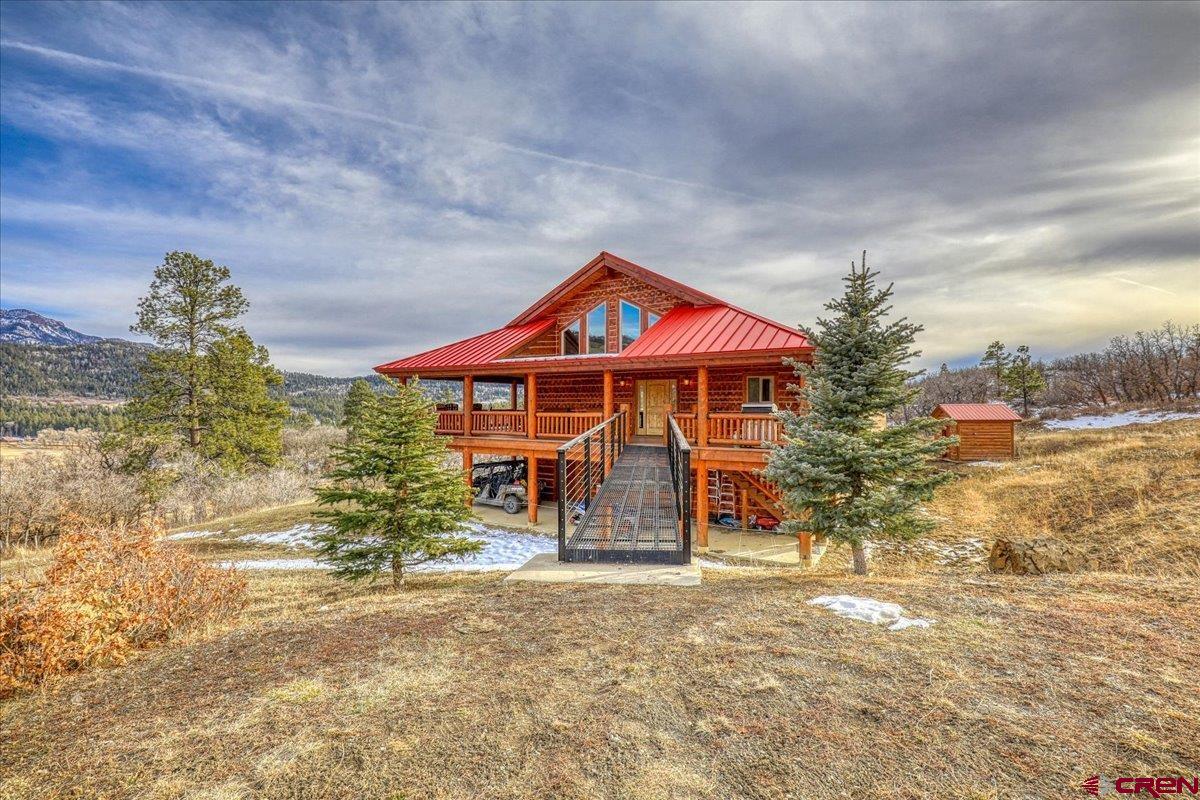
[{"xmin": 504, "ymin": 553, "xmax": 701, "ymax": 586}]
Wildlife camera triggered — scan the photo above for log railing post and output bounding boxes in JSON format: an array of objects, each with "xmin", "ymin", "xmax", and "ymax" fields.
[
  {"xmin": 462, "ymin": 375, "xmax": 474, "ymax": 437},
  {"xmin": 526, "ymin": 373, "xmax": 537, "ymax": 439},
  {"xmin": 697, "ymin": 365, "xmax": 709, "ymax": 447}
]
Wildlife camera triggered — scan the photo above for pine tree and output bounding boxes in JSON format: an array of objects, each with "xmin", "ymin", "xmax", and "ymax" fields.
[
  {"xmin": 341, "ymin": 378, "xmax": 377, "ymax": 440},
  {"xmin": 1002, "ymin": 345, "xmax": 1045, "ymax": 417},
  {"xmin": 314, "ymin": 378, "xmax": 479, "ymax": 589},
  {"xmin": 980, "ymin": 341, "xmax": 1010, "ymax": 400},
  {"xmin": 127, "ymin": 252, "xmax": 287, "ymax": 470},
  {"xmin": 763, "ymin": 252, "xmax": 955, "ymax": 575}
]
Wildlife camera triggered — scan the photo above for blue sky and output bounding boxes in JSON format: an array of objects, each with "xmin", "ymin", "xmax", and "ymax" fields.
[{"xmin": 1, "ymin": 1, "xmax": 1197, "ymax": 375}]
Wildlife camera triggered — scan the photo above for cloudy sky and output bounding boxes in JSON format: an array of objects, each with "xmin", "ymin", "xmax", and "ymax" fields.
[{"xmin": 1, "ymin": 1, "xmax": 1197, "ymax": 375}]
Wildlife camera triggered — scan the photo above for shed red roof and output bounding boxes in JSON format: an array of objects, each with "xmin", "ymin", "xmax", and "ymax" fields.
[
  {"xmin": 934, "ymin": 403, "xmax": 1022, "ymax": 422},
  {"xmin": 619, "ymin": 304, "xmax": 807, "ymax": 358},
  {"xmin": 374, "ymin": 318, "xmax": 554, "ymax": 373}
]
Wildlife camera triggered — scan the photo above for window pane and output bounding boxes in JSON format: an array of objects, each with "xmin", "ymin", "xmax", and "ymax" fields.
[
  {"xmin": 748, "ymin": 379, "xmax": 761, "ymax": 403},
  {"xmin": 620, "ymin": 301, "xmax": 641, "ymax": 350},
  {"xmin": 587, "ymin": 303, "xmax": 606, "ymax": 354},
  {"xmin": 562, "ymin": 320, "xmax": 580, "ymax": 355},
  {"xmin": 647, "ymin": 312, "xmax": 661, "ymax": 328},
  {"xmin": 763, "ymin": 378, "xmax": 773, "ymax": 400}
]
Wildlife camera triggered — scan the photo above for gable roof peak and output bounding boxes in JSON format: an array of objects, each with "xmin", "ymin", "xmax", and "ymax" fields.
[{"xmin": 507, "ymin": 251, "xmax": 725, "ymax": 326}]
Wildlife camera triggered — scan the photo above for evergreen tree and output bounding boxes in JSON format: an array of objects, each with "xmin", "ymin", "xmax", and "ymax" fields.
[
  {"xmin": 341, "ymin": 378, "xmax": 377, "ymax": 439},
  {"xmin": 127, "ymin": 252, "xmax": 287, "ymax": 470},
  {"xmin": 980, "ymin": 340, "xmax": 1010, "ymax": 399},
  {"xmin": 763, "ymin": 253, "xmax": 955, "ymax": 575},
  {"xmin": 1002, "ymin": 344, "xmax": 1045, "ymax": 417},
  {"xmin": 314, "ymin": 378, "xmax": 479, "ymax": 589}
]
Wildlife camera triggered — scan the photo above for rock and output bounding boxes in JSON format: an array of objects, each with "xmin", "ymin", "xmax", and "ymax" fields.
[{"xmin": 988, "ymin": 537, "xmax": 1095, "ymax": 575}]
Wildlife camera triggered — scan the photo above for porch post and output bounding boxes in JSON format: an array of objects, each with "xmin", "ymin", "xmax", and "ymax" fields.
[
  {"xmin": 462, "ymin": 375, "xmax": 474, "ymax": 436},
  {"xmin": 603, "ymin": 369, "xmax": 614, "ymax": 419},
  {"xmin": 510, "ymin": 381, "xmax": 518, "ymax": 410},
  {"xmin": 526, "ymin": 372, "xmax": 537, "ymax": 439},
  {"xmin": 527, "ymin": 454, "xmax": 539, "ymax": 524},
  {"xmin": 695, "ymin": 459, "xmax": 709, "ymax": 550},
  {"xmin": 740, "ymin": 487, "xmax": 749, "ymax": 529},
  {"xmin": 697, "ymin": 365, "xmax": 709, "ymax": 446},
  {"xmin": 462, "ymin": 448, "xmax": 474, "ymax": 508}
]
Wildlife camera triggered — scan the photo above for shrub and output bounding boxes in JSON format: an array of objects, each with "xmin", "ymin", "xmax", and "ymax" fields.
[{"xmin": 0, "ymin": 519, "xmax": 246, "ymax": 698}]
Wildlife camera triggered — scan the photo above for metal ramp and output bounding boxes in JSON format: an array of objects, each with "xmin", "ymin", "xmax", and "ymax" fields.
[{"xmin": 557, "ymin": 414, "xmax": 691, "ymax": 565}]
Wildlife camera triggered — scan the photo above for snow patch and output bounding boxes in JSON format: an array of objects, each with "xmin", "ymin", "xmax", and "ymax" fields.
[
  {"xmin": 165, "ymin": 530, "xmax": 218, "ymax": 541},
  {"xmin": 963, "ymin": 460, "xmax": 1008, "ymax": 468},
  {"xmin": 1043, "ymin": 409, "xmax": 1200, "ymax": 430},
  {"xmin": 238, "ymin": 523, "xmax": 321, "ymax": 548},
  {"xmin": 220, "ymin": 524, "xmax": 557, "ymax": 573},
  {"xmin": 808, "ymin": 595, "xmax": 936, "ymax": 631}
]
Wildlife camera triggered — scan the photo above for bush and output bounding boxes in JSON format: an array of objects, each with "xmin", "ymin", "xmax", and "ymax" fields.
[{"xmin": 0, "ymin": 520, "xmax": 246, "ymax": 698}]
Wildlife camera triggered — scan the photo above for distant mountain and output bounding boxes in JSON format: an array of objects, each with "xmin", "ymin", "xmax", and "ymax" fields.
[
  {"xmin": 0, "ymin": 309, "xmax": 505, "ymax": 433},
  {"xmin": 0, "ymin": 308, "xmax": 104, "ymax": 345}
]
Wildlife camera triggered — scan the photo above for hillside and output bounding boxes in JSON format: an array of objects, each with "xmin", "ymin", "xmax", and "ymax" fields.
[
  {"xmin": 3, "ymin": 420, "xmax": 1196, "ymax": 799},
  {"xmin": 0, "ymin": 312, "xmax": 515, "ymax": 433}
]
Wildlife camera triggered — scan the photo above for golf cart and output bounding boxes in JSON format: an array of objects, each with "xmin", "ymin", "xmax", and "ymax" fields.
[{"xmin": 471, "ymin": 458, "xmax": 535, "ymax": 514}]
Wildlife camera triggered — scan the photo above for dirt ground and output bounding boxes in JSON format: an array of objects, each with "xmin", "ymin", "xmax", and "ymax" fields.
[{"xmin": 3, "ymin": 421, "xmax": 1199, "ymax": 799}]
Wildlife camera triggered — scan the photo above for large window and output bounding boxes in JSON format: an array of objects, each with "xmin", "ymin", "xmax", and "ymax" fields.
[
  {"xmin": 620, "ymin": 300, "xmax": 642, "ymax": 350},
  {"xmin": 562, "ymin": 319, "xmax": 580, "ymax": 355},
  {"xmin": 586, "ymin": 303, "xmax": 606, "ymax": 354},
  {"xmin": 747, "ymin": 376, "xmax": 774, "ymax": 404}
]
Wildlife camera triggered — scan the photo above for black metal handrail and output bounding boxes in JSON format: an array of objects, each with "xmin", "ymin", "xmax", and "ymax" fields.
[
  {"xmin": 556, "ymin": 411, "xmax": 626, "ymax": 559},
  {"xmin": 666, "ymin": 414, "xmax": 692, "ymax": 557}
]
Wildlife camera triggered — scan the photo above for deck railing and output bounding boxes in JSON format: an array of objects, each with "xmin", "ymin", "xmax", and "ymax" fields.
[
  {"xmin": 666, "ymin": 415, "xmax": 692, "ymax": 558},
  {"xmin": 436, "ymin": 410, "xmax": 464, "ymax": 434},
  {"xmin": 557, "ymin": 412, "xmax": 626, "ymax": 560},
  {"xmin": 707, "ymin": 413, "xmax": 782, "ymax": 446},
  {"xmin": 673, "ymin": 412, "xmax": 698, "ymax": 443},
  {"xmin": 471, "ymin": 410, "xmax": 527, "ymax": 435},
  {"xmin": 538, "ymin": 411, "xmax": 604, "ymax": 439}
]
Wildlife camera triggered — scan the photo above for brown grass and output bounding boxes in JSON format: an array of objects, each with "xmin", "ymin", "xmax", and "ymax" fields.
[{"xmin": 2, "ymin": 423, "xmax": 1198, "ymax": 799}]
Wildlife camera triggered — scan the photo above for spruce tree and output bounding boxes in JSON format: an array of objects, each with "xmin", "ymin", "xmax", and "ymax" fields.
[
  {"xmin": 341, "ymin": 378, "xmax": 377, "ymax": 440},
  {"xmin": 763, "ymin": 253, "xmax": 955, "ymax": 575},
  {"xmin": 314, "ymin": 378, "xmax": 479, "ymax": 589},
  {"xmin": 980, "ymin": 340, "xmax": 1010, "ymax": 400},
  {"xmin": 127, "ymin": 252, "xmax": 287, "ymax": 470},
  {"xmin": 1002, "ymin": 345, "xmax": 1045, "ymax": 417}
]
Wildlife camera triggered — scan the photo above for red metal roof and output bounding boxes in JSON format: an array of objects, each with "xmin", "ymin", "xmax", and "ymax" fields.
[
  {"xmin": 374, "ymin": 317, "xmax": 553, "ymax": 373},
  {"xmin": 618, "ymin": 304, "xmax": 808, "ymax": 358},
  {"xmin": 934, "ymin": 403, "xmax": 1022, "ymax": 422}
]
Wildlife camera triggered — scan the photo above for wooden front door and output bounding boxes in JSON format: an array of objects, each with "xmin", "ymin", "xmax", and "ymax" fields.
[{"xmin": 636, "ymin": 380, "xmax": 673, "ymax": 436}]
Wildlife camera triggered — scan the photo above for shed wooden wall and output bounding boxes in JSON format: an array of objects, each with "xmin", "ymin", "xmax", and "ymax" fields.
[{"xmin": 941, "ymin": 419, "xmax": 1015, "ymax": 461}]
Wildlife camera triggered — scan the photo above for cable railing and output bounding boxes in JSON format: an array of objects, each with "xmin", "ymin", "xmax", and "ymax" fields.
[
  {"xmin": 665, "ymin": 414, "xmax": 692, "ymax": 557},
  {"xmin": 556, "ymin": 411, "xmax": 626, "ymax": 560}
]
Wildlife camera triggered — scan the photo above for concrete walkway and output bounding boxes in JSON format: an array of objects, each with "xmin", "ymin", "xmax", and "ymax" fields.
[
  {"xmin": 503, "ymin": 553, "xmax": 701, "ymax": 586},
  {"xmin": 474, "ymin": 502, "xmax": 815, "ymax": 568}
]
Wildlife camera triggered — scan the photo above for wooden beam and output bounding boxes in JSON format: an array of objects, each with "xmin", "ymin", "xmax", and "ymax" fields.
[
  {"xmin": 602, "ymin": 369, "xmax": 614, "ymax": 419},
  {"xmin": 696, "ymin": 364, "xmax": 709, "ymax": 447},
  {"xmin": 740, "ymin": 487, "xmax": 749, "ymax": 529},
  {"xmin": 525, "ymin": 372, "xmax": 537, "ymax": 439},
  {"xmin": 527, "ymin": 454, "xmax": 539, "ymax": 524},
  {"xmin": 462, "ymin": 448, "xmax": 474, "ymax": 508},
  {"xmin": 510, "ymin": 381, "xmax": 518, "ymax": 410},
  {"xmin": 462, "ymin": 376, "xmax": 474, "ymax": 436},
  {"xmin": 695, "ymin": 459, "xmax": 709, "ymax": 550}
]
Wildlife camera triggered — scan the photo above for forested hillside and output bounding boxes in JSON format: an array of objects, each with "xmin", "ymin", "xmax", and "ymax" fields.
[{"xmin": 1, "ymin": 339, "xmax": 514, "ymax": 434}]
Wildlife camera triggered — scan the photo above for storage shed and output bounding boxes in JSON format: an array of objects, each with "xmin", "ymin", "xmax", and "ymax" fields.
[{"xmin": 932, "ymin": 403, "xmax": 1022, "ymax": 461}]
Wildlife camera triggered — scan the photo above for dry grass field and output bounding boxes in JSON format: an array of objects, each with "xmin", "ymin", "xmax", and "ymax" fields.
[{"xmin": 2, "ymin": 421, "xmax": 1198, "ymax": 800}]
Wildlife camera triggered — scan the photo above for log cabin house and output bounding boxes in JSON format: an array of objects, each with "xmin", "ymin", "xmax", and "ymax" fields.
[{"xmin": 375, "ymin": 252, "xmax": 816, "ymax": 563}]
